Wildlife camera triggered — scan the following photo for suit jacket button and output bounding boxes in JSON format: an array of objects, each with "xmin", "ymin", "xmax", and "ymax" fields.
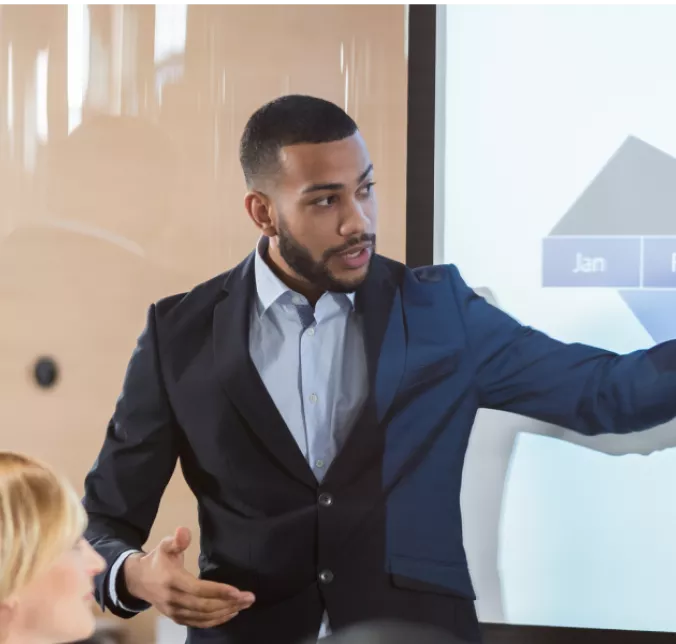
[
  {"xmin": 318, "ymin": 493, "xmax": 333, "ymax": 507},
  {"xmin": 318, "ymin": 569, "xmax": 334, "ymax": 585}
]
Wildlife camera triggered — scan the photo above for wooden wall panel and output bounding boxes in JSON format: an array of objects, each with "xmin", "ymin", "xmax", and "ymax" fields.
[{"xmin": 0, "ymin": 4, "xmax": 407, "ymax": 642}]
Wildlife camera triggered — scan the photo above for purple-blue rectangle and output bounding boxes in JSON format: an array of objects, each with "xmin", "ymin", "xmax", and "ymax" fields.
[
  {"xmin": 642, "ymin": 237, "xmax": 676, "ymax": 288},
  {"xmin": 542, "ymin": 237, "xmax": 641, "ymax": 287}
]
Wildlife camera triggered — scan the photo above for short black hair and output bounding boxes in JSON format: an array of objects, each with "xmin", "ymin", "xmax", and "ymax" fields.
[{"xmin": 239, "ymin": 95, "xmax": 358, "ymax": 188}]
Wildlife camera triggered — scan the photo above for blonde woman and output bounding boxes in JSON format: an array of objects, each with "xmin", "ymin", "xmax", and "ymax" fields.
[{"xmin": 0, "ymin": 452, "xmax": 105, "ymax": 644}]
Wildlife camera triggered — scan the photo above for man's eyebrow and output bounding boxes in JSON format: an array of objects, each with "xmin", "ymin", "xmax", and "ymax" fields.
[
  {"xmin": 301, "ymin": 163, "xmax": 374, "ymax": 194},
  {"xmin": 357, "ymin": 163, "xmax": 374, "ymax": 184}
]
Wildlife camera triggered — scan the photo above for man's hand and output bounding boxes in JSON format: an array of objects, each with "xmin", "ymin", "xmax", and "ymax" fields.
[{"xmin": 123, "ymin": 526, "xmax": 255, "ymax": 628}]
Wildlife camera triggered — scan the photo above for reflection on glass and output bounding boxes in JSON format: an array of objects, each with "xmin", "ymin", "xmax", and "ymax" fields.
[
  {"xmin": 67, "ymin": 4, "xmax": 89, "ymax": 133},
  {"xmin": 35, "ymin": 49, "xmax": 48, "ymax": 144},
  {"xmin": 6, "ymin": 43, "xmax": 13, "ymax": 133},
  {"xmin": 154, "ymin": 4, "xmax": 187, "ymax": 64},
  {"xmin": 1, "ymin": 5, "xmax": 407, "ymax": 274}
]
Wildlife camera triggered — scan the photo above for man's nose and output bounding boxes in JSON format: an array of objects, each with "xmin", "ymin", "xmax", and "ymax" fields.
[{"xmin": 339, "ymin": 199, "xmax": 370, "ymax": 238}]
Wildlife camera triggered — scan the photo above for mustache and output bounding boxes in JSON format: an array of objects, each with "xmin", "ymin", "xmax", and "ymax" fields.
[{"xmin": 324, "ymin": 234, "xmax": 376, "ymax": 259}]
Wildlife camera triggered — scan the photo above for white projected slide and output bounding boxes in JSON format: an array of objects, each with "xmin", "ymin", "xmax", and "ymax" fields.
[{"xmin": 442, "ymin": 5, "xmax": 676, "ymax": 632}]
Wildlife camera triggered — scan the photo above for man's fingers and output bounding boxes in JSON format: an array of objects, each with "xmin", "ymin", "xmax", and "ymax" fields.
[
  {"xmin": 173, "ymin": 526, "xmax": 192, "ymax": 549},
  {"xmin": 158, "ymin": 526, "xmax": 192, "ymax": 557},
  {"xmin": 169, "ymin": 572, "xmax": 255, "ymax": 603},
  {"xmin": 170, "ymin": 607, "xmax": 242, "ymax": 628},
  {"xmin": 165, "ymin": 592, "xmax": 249, "ymax": 615}
]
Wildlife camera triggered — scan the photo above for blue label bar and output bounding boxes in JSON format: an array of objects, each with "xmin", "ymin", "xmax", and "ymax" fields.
[
  {"xmin": 642, "ymin": 237, "xmax": 676, "ymax": 288},
  {"xmin": 542, "ymin": 237, "xmax": 641, "ymax": 287}
]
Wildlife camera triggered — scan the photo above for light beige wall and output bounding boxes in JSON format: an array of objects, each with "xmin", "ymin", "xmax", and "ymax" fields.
[{"xmin": 0, "ymin": 5, "xmax": 407, "ymax": 642}]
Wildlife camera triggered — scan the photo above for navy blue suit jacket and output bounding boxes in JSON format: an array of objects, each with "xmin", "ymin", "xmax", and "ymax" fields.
[{"xmin": 84, "ymin": 252, "xmax": 676, "ymax": 643}]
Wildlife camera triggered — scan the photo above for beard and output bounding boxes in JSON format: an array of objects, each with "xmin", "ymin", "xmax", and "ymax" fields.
[{"xmin": 277, "ymin": 218, "xmax": 375, "ymax": 293}]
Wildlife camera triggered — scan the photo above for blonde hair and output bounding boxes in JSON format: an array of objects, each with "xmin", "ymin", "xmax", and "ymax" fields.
[{"xmin": 0, "ymin": 452, "xmax": 87, "ymax": 602}]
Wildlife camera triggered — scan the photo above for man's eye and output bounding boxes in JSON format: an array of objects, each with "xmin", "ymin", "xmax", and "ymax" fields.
[
  {"xmin": 359, "ymin": 182, "xmax": 376, "ymax": 197},
  {"xmin": 314, "ymin": 195, "xmax": 338, "ymax": 207}
]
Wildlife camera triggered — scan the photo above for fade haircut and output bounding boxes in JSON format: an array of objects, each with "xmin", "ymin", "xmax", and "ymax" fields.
[{"xmin": 239, "ymin": 95, "xmax": 358, "ymax": 188}]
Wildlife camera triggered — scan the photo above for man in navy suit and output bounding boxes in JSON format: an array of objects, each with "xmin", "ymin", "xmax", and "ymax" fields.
[{"xmin": 83, "ymin": 95, "xmax": 676, "ymax": 644}]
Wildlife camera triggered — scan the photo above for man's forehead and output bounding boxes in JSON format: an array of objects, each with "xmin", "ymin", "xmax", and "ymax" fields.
[{"xmin": 279, "ymin": 135, "xmax": 371, "ymax": 183}]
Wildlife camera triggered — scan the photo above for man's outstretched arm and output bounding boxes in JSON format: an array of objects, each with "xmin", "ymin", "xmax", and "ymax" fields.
[{"xmin": 449, "ymin": 265, "xmax": 676, "ymax": 434}]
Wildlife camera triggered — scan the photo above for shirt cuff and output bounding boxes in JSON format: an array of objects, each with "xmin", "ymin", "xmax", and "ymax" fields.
[{"xmin": 108, "ymin": 549, "xmax": 144, "ymax": 612}]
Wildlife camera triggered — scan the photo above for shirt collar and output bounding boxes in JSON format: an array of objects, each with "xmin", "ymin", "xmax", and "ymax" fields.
[{"xmin": 253, "ymin": 237, "xmax": 356, "ymax": 315}]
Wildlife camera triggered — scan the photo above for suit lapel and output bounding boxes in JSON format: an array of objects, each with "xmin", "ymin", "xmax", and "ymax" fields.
[
  {"xmin": 212, "ymin": 252, "xmax": 317, "ymax": 489},
  {"xmin": 360, "ymin": 257, "xmax": 407, "ymax": 424},
  {"xmin": 324, "ymin": 256, "xmax": 407, "ymax": 487}
]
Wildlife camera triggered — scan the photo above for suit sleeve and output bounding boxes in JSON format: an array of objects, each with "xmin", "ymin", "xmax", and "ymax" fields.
[
  {"xmin": 83, "ymin": 303, "xmax": 179, "ymax": 617},
  {"xmin": 447, "ymin": 265, "xmax": 676, "ymax": 435}
]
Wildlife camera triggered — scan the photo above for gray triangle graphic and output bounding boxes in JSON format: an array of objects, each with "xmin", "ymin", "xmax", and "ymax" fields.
[{"xmin": 550, "ymin": 136, "xmax": 676, "ymax": 236}]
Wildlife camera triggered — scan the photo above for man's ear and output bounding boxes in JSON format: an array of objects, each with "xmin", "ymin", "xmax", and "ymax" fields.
[{"xmin": 244, "ymin": 191, "xmax": 278, "ymax": 237}]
